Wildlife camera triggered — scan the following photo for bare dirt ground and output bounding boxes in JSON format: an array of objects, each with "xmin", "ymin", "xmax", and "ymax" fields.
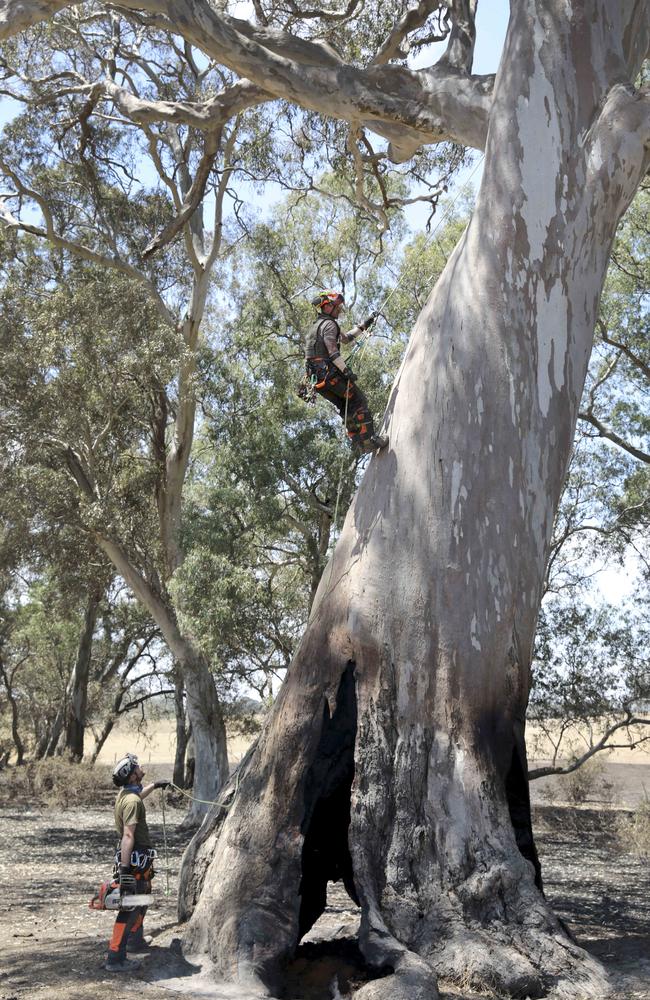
[{"xmin": 0, "ymin": 780, "xmax": 648, "ymax": 1000}]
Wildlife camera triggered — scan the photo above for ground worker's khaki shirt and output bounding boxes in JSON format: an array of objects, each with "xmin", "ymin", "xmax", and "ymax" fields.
[{"xmin": 114, "ymin": 789, "xmax": 153, "ymax": 848}]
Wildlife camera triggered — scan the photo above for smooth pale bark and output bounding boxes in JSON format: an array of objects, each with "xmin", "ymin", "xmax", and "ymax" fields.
[
  {"xmin": 0, "ymin": 0, "xmax": 493, "ymax": 159},
  {"xmin": 178, "ymin": 2, "xmax": 649, "ymax": 998},
  {"xmin": 97, "ymin": 535, "xmax": 229, "ymax": 825}
]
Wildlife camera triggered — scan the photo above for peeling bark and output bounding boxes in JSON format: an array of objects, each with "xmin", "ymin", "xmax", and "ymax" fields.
[{"xmin": 178, "ymin": 2, "xmax": 650, "ymax": 997}]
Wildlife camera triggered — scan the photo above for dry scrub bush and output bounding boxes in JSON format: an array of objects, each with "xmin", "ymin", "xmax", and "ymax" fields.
[
  {"xmin": 618, "ymin": 798, "xmax": 650, "ymax": 857},
  {"xmin": 540, "ymin": 756, "xmax": 616, "ymax": 807},
  {"xmin": 0, "ymin": 758, "xmax": 111, "ymax": 808}
]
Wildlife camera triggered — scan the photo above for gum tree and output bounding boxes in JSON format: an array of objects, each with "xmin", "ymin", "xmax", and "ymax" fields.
[{"xmin": 2, "ymin": 1, "xmax": 649, "ymax": 997}]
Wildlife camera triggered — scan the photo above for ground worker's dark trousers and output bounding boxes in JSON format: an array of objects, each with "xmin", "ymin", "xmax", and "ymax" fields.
[
  {"xmin": 308, "ymin": 362, "xmax": 374, "ymax": 449},
  {"xmin": 106, "ymin": 871, "xmax": 151, "ymax": 961}
]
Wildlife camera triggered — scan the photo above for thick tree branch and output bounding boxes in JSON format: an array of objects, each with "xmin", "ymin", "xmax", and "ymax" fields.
[
  {"xmin": 0, "ymin": 0, "xmax": 72, "ymax": 36},
  {"xmin": 437, "ymin": 0, "xmax": 477, "ymax": 73},
  {"xmin": 0, "ymin": 0, "xmax": 494, "ymax": 157},
  {"xmin": 528, "ymin": 716, "xmax": 650, "ymax": 780},
  {"xmin": 372, "ymin": 0, "xmax": 448, "ymax": 66},
  {"xmin": 280, "ymin": 0, "xmax": 362, "ymax": 21},
  {"xmin": 103, "ymin": 77, "xmax": 268, "ymax": 132},
  {"xmin": 588, "ymin": 84, "xmax": 650, "ymax": 201},
  {"xmin": 578, "ymin": 409, "xmax": 650, "ymax": 464},
  {"xmin": 141, "ymin": 128, "xmax": 221, "ymax": 259},
  {"xmin": 94, "ymin": 533, "xmax": 191, "ymax": 662}
]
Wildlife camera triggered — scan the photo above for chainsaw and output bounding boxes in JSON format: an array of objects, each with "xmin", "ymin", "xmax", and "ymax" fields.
[{"xmin": 89, "ymin": 879, "xmax": 153, "ymax": 912}]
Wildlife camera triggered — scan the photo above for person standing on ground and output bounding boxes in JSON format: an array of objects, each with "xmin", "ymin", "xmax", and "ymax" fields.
[
  {"xmin": 104, "ymin": 753, "xmax": 170, "ymax": 973},
  {"xmin": 304, "ymin": 290, "xmax": 388, "ymax": 454}
]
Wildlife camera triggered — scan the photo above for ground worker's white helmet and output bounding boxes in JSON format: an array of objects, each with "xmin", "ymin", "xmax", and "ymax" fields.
[{"xmin": 112, "ymin": 753, "xmax": 139, "ymax": 787}]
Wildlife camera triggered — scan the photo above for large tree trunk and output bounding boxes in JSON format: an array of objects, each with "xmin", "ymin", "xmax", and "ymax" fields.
[
  {"xmin": 0, "ymin": 658, "xmax": 25, "ymax": 765},
  {"xmin": 64, "ymin": 589, "xmax": 100, "ymax": 760},
  {"xmin": 180, "ymin": 1, "xmax": 648, "ymax": 997}
]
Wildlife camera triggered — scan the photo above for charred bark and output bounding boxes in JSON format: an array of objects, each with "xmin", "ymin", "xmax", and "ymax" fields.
[{"xmin": 173, "ymin": 667, "xmax": 190, "ymax": 788}]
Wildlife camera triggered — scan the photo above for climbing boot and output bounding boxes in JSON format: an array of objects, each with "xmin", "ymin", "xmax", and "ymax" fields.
[
  {"xmin": 364, "ymin": 434, "xmax": 388, "ymax": 453},
  {"xmin": 103, "ymin": 956, "xmax": 142, "ymax": 973}
]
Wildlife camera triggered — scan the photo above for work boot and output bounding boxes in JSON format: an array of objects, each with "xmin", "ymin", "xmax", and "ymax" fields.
[
  {"xmin": 127, "ymin": 931, "xmax": 153, "ymax": 953},
  {"xmin": 364, "ymin": 434, "xmax": 388, "ymax": 453},
  {"xmin": 103, "ymin": 956, "xmax": 142, "ymax": 973}
]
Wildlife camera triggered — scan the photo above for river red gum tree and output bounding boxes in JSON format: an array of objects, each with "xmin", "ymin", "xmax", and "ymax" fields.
[
  {"xmin": 1, "ymin": 0, "xmax": 648, "ymax": 997},
  {"xmin": 176, "ymin": 4, "xmax": 648, "ymax": 998}
]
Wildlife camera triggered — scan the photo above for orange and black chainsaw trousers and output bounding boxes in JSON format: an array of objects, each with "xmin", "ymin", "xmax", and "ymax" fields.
[
  {"xmin": 106, "ymin": 869, "xmax": 152, "ymax": 960},
  {"xmin": 307, "ymin": 359, "xmax": 374, "ymax": 448}
]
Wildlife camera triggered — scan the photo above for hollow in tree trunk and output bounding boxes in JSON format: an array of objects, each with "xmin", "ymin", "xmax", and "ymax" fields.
[{"xmin": 178, "ymin": 2, "xmax": 649, "ymax": 997}]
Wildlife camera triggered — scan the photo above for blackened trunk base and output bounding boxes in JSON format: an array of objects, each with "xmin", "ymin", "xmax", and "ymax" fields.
[{"xmin": 299, "ymin": 662, "xmax": 359, "ymax": 939}]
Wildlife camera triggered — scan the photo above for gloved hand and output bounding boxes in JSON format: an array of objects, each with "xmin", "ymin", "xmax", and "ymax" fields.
[
  {"xmin": 119, "ymin": 864, "xmax": 137, "ymax": 896},
  {"xmin": 342, "ymin": 367, "xmax": 357, "ymax": 382},
  {"xmin": 154, "ymin": 780, "xmax": 171, "ymax": 789},
  {"xmin": 360, "ymin": 311, "xmax": 378, "ymax": 330}
]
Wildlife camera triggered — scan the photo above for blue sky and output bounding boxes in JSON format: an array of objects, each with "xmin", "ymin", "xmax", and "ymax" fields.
[{"xmin": 409, "ymin": 0, "xmax": 509, "ymax": 73}]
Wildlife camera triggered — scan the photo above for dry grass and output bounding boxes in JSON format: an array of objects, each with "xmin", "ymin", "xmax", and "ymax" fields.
[
  {"xmin": 618, "ymin": 798, "xmax": 650, "ymax": 858},
  {"xmin": 0, "ymin": 756, "xmax": 113, "ymax": 808}
]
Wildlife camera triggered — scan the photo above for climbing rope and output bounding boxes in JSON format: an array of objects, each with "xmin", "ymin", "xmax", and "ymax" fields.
[
  {"xmin": 160, "ymin": 789, "xmax": 171, "ymax": 897},
  {"xmin": 333, "ymin": 385, "xmax": 351, "ymax": 531},
  {"xmin": 157, "ymin": 772, "xmax": 243, "ymax": 898}
]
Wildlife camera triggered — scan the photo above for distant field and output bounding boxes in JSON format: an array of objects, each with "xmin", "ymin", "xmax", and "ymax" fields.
[
  {"xmin": 96, "ymin": 718, "xmax": 253, "ymax": 768},
  {"xmin": 96, "ymin": 717, "xmax": 650, "ymax": 808}
]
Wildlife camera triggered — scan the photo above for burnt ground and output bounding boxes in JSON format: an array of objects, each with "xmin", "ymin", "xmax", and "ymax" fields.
[{"xmin": 0, "ymin": 801, "xmax": 648, "ymax": 1000}]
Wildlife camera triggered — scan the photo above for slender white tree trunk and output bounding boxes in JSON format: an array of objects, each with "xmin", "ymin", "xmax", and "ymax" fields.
[
  {"xmin": 98, "ymin": 535, "xmax": 229, "ymax": 824},
  {"xmin": 178, "ymin": 2, "xmax": 649, "ymax": 997}
]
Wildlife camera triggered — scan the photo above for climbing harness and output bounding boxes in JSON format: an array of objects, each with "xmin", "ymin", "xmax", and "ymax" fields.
[{"xmin": 297, "ymin": 370, "xmax": 318, "ymax": 404}]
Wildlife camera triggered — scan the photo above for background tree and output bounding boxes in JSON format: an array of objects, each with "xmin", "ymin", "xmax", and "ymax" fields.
[
  {"xmin": 1, "ymin": 2, "xmax": 649, "ymax": 998},
  {"xmin": 0, "ymin": 11, "xmax": 248, "ymax": 816},
  {"xmin": 0, "ymin": 5, "xmax": 469, "ymax": 817}
]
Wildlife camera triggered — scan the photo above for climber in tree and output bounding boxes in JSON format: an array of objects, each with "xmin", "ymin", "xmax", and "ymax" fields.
[{"xmin": 304, "ymin": 290, "xmax": 388, "ymax": 454}]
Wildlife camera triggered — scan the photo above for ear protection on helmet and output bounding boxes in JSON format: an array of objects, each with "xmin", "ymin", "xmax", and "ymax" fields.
[{"xmin": 311, "ymin": 290, "xmax": 345, "ymax": 310}]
